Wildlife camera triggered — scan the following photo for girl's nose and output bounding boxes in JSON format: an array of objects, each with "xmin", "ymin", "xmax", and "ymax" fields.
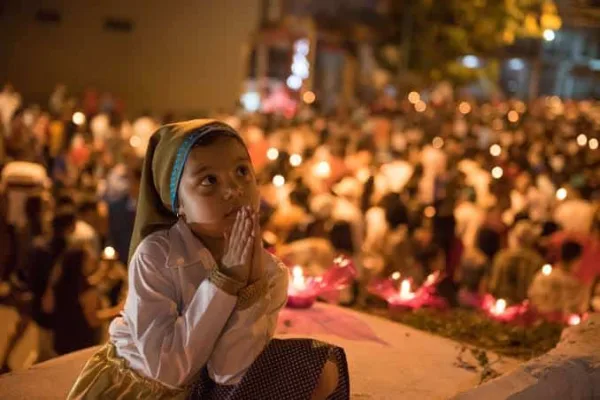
[{"xmin": 223, "ymin": 185, "xmax": 243, "ymax": 200}]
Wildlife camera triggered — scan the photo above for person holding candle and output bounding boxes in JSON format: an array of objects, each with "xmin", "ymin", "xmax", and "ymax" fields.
[{"xmin": 67, "ymin": 120, "xmax": 348, "ymax": 400}]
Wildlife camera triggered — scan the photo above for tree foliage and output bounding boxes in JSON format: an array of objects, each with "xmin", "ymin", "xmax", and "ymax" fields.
[{"xmin": 377, "ymin": 0, "xmax": 558, "ymax": 85}]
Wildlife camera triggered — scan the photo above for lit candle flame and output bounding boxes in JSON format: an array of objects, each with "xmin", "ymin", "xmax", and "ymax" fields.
[
  {"xmin": 313, "ymin": 161, "xmax": 331, "ymax": 178},
  {"xmin": 291, "ymin": 266, "xmax": 306, "ymax": 291},
  {"xmin": 492, "ymin": 298, "xmax": 507, "ymax": 315},
  {"xmin": 267, "ymin": 147, "xmax": 279, "ymax": 161},
  {"xmin": 399, "ymin": 279, "xmax": 415, "ymax": 301}
]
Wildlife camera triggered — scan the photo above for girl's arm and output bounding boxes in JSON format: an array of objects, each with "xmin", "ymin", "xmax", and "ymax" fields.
[
  {"xmin": 206, "ymin": 251, "xmax": 289, "ymax": 385},
  {"xmin": 122, "ymin": 248, "xmax": 239, "ymax": 388}
]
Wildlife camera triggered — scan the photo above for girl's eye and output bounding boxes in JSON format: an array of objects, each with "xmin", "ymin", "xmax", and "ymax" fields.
[
  {"xmin": 236, "ymin": 165, "xmax": 250, "ymax": 177},
  {"xmin": 200, "ymin": 175, "xmax": 218, "ymax": 186}
]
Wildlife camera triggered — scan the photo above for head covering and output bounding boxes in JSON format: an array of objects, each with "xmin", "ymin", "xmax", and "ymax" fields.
[{"xmin": 128, "ymin": 119, "xmax": 241, "ymax": 261}]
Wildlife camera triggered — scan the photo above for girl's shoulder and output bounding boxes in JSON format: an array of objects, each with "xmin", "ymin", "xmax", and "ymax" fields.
[{"xmin": 129, "ymin": 229, "xmax": 171, "ymax": 267}]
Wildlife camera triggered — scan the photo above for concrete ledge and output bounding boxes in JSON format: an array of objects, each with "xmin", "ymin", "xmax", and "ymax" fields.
[
  {"xmin": 453, "ymin": 313, "xmax": 600, "ymax": 400},
  {"xmin": 0, "ymin": 304, "xmax": 519, "ymax": 399}
]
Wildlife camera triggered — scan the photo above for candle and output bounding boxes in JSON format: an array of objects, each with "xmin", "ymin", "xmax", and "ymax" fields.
[
  {"xmin": 399, "ymin": 279, "xmax": 415, "ymax": 301},
  {"xmin": 491, "ymin": 298, "xmax": 507, "ymax": 316},
  {"xmin": 286, "ymin": 265, "xmax": 316, "ymax": 309}
]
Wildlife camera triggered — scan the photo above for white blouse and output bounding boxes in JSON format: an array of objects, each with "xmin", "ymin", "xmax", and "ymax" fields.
[{"xmin": 108, "ymin": 219, "xmax": 289, "ymax": 388}]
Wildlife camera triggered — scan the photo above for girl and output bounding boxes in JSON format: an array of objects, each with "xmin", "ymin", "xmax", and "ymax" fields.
[{"xmin": 68, "ymin": 120, "xmax": 349, "ymax": 399}]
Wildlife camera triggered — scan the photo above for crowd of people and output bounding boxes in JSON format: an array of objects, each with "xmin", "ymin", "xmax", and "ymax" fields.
[{"xmin": 1, "ymin": 81, "xmax": 600, "ymax": 370}]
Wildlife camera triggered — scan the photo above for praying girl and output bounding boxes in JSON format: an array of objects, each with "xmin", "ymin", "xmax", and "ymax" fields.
[{"xmin": 68, "ymin": 120, "xmax": 349, "ymax": 399}]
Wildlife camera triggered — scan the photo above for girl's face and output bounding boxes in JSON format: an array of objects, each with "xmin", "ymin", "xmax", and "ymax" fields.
[{"xmin": 177, "ymin": 136, "xmax": 258, "ymax": 238}]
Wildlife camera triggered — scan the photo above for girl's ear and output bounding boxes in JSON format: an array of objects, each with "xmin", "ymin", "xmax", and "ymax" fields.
[{"xmin": 177, "ymin": 203, "xmax": 185, "ymax": 219}]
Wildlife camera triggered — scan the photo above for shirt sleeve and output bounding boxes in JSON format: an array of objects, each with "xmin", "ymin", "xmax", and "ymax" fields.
[
  {"xmin": 207, "ymin": 251, "xmax": 289, "ymax": 385},
  {"xmin": 124, "ymin": 251, "xmax": 238, "ymax": 388}
]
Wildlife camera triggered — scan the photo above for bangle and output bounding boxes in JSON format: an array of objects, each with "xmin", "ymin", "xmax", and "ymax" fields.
[
  {"xmin": 208, "ymin": 266, "xmax": 245, "ymax": 296},
  {"xmin": 237, "ymin": 277, "xmax": 269, "ymax": 310}
]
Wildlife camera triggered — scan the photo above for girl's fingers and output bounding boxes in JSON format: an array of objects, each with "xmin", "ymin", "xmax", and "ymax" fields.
[
  {"xmin": 241, "ymin": 230, "xmax": 254, "ymax": 264},
  {"xmin": 230, "ymin": 209, "xmax": 243, "ymax": 245}
]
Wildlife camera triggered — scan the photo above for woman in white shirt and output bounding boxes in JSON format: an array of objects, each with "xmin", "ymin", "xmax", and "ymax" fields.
[{"xmin": 67, "ymin": 120, "xmax": 349, "ymax": 399}]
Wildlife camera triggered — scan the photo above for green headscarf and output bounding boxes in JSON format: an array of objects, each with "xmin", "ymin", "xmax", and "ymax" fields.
[{"xmin": 128, "ymin": 119, "xmax": 240, "ymax": 261}]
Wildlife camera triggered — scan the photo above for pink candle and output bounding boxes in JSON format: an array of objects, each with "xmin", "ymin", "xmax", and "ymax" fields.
[{"xmin": 286, "ymin": 266, "xmax": 316, "ymax": 308}]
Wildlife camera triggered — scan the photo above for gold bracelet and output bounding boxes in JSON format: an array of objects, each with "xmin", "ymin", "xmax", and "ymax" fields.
[
  {"xmin": 237, "ymin": 277, "xmax": 269, "ymax": 310},
  {"xmin": 208, "ymin": 267, "xmax": 245, "ymax": 296}
]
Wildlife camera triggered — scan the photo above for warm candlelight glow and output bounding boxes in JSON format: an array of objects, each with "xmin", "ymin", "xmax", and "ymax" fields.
[
  {"xmin": 313, "ymin": 161, "xmax": 331, "ymax": 178},
  {"xmin": 391, "ymin": 272, "xmax": 401, "ymax": 280},
  {"xmin": 542, "ymin": 264, "xmax": 552, "ymax": 276},
  {"xmin": 72, "ymin": 112, "xmax": 86, "ymax": 126},
  {"xmin": 302, "ymin": 91, "xmax": 316, "ymax": 104},
  {"xmin": 490, "ymin": 144, "xmax": 502, "ymax": 157},
  {"xmin": 568, "ymin": 314, "xmax": 581, "ymax": 326},
  {"xmin": 399, "ymin": 279, "xmax": 415, "ymax": 301},
  {"xmin": 415, "ymin": 101, "xmax": 427, "ymax": 113},
  {"xmin": 267, "ymin": 147, "xmax": 279, "ymax": 161},
  {"xmin": 492, "ymin": 166, "xmax": 504, "ymax": 179},
  {"xmin": 129, "ymin": 135, "xmax": 142, "ymax": 148},
  {"xmin": 589, "ymin": 138, "xmax": 599, "ymax": 150},
  {"xmin": 556, "ymin": 188, "xmax": 567, "ymax": 201},
  {"xmin": 289, "ymin": 154, "xmax": 303, "ymax": 167},
  {"xmin": 458, "ymin": 102, "xmax": 471, "ymax": 114},
  {"xmin": 432, "ymin": 136, "xmax": 444, "ymax": 149},
  {"xmin": 424, "ymin": 206, "xmax": 436, "ymax": 218},
  {"xmin": 272, "ymin": 174, "xmax": 285, "ymax": 187},
  {"xmin": 507, "ymin": 110, "xmax": 519, "ymax": 123},
  {"xmin": 103, "ymin": 246, "xmax": 116, "ymax": 260},
  {"xmin": 577, "ymin": 134, "xmax": 588, "ymax": 147},
  {"xmin": 291, "ymin": 266, "xmax": 306, "ymax": 291},
  {"xmin": 491, "ymin": 299, "xmax": 507, "ymax": 315},
  {"xmin": 408, "ymin": 91, "xmax": 420, "ymax": 104}
]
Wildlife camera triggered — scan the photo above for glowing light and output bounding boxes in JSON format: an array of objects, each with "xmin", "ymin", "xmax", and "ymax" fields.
[
  {"xmin": 289, "ymin": 154, "xmax": 303, "ymax": 167},
  {"xmin": 399, "ymin": 279, "xmax": 415, "ymax": 300},
  {"xmin": 458, "ymin": 102, "xmax": 471, "ymax": 114},
  {"xmin": 415, "ymin": 101, "xmax": 427, "ymax": 113},
  {"xmin": 292, "ymin": 58, "xmax": 310, "ymax": 79},
  {"xmin": 424, "ymin": 206, "xmax": 436, "ymax": 218},
  {"xmin": 508, "ymin": 110, "xmax": 519, "ymax": 123},
  {"xmin": 492, "ymin": 166, "xmax": 504, "ymax": 179},
  {"xmin": 302, "ymin": 91, "xmax": 316, "ymax": 104},
  {"xmin": 267, "ymin": 147, "xmax": 279, "ymax": 161},
  {"xmin": 462, "ymin": 55, "xmax": 480, "ymax": 69},
  {"xmin": 291, "ymin": 266, "xmax": 307, "ymax": 291},
  {"xmin": 490, "ymin": 144, "xmax": 502, "ymax": 157},
  {"xmin": 542, "ymin": 264, "xmax": 553, "ymax": 276},
  {"xmin": 272, "ymin": 174, "xmax": 285, "ymax": 187},
  {"xmin": 408, "ymin": 91, "xmax": 420, "ymax": 104},
  {"xmin": 129, "ymin": 136, "xmax": 142, "ymax": 148},
  {"xmin": 286, "ymin": 75, "xmax": 303, "ymax": 90},
  {"xmin": 577, "ymin": 134, "xmax": 588, "ymax": 147},
  {"xmin": 103, "ymin": 246, "xmax": 116, "ymax": 260},
  {"xmin": 294, "ymin": 39, "xmax": 310, "ymax": 56},
  {"xmin": 391, "ymin": 272, "xmax": 401, "ymax": 280},
  {"xmin": 508, "ymin": 58, "xmax": 524, "ymax": 70},
  {"xmin": 432, "ymin": 136, "xmax": 444, "ymax": 149},
  {"xmin": 568, "ymin": 314, "xmax": 581, "ymax": 326},
  {"xmin": 543, "ymin": 29, "xmax": 556, "ymax": 42},
  {"xmin": 556, "ymin": 188, "xmax": 567, "ymax": 201},
  {"xmin": 590, "ymin": 138, "xmax": 599, "ymax": 150},
  {"xmin": 492, "ymin": 299, "xmax": 507, "ymax": 315},
  {"xmin": 313, "ymin": 161, "xmax": 331, "ymax": 178},
  {"xmin": 241, "ymin": 91, "xmax": 261, "ymax": 112},
  {"xmin": 72, "ymin": 112, "xmax": 86, "ymax": 126}
]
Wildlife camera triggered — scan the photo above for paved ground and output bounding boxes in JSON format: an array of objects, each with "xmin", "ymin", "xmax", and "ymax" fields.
[{"xmin": 0, "ymin": 303, "xmax": 521, "ymax": 399}]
